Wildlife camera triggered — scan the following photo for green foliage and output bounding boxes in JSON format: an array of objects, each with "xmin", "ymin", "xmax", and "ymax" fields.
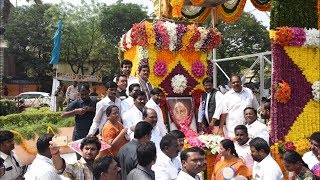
[
  {"xmin": 100, "ymin": 1, "xmax": 149, "ymax": 76},
  {"xmin": 5, "ymin": 4, "xmax": 55, "ymax": 88},
  {"xmin": 216, "ymin": 12, "xmax": 271, "ymax": 85},
  {"xmin": 0, "ymin": 100, "xmax": 17, "ymax": 116},
  {"xmin": 0, "ymin": 107, "xmax": 74, "ymax": 140},
  {"xmin": 270, "ymin": 0, "xmax": 318, "ymax": 29}
]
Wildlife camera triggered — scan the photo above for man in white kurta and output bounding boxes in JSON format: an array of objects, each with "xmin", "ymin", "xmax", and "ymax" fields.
[
  {"xmin": 152, "ymin": 134, "xmax": 179, "ymax": 180},
  {"xmin": 145, "ymin": 88, "xmax": 168, "ymax": 137},
  {"xmin": 243, "ymin": 107, "xmax": 269, "ymax": 144},
  {"xmin": 302, "ymin": 132, "xmax": 320, "ymax": 173},
  {"xmin": 24, "ymin": 134, "xmax": 61, "ymax": 180},
  {"xmin": 122, "ymin": 91, "xmax": 147, "ymax": 139},
  {"xmin": 143, "ymin": 108, "xmax": 162, "ymax": 152},
  {"xmin": 250, "ymin": 137, "xmax": 283, "ymax": 180},
  {"xmin": 87, "ymin": 82, "xmax": 121, "ymax": 136},
  {"xmin": 224, "ymin": 75, "xmax": 259, "ymax": 138},
  {"xmin": 177, "ymin": 148, "xmax": 203, "ymax": 180},
  {"xmin": 113, "ymin": 60, "xmax": 138, "ymax": 94},
  {"xmin": 120, "ymin": 83, "xmax": 141, "ymax": 118},
  {"xmin": 234, "ymin": 125, "xmax": 254, "ymax": 170}
]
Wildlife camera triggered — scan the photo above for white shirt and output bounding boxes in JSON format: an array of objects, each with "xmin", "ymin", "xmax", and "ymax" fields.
[
  {"xmin": 173, "ymin": 152, "xmax": 182, "ymax": 173},
  {"xmin": 88, "ymin": 96, "xmax": 121, "ymax": 135},
  {"xmin": 120, "ymin": 96, "xmax": 134, "ymax": 118},
  {"xmin": 302, "ymin": 151, "xmax": 320, "ymax": 170},
  {"xmin": 197, "ymin": 91, "xmax": 226, "ymax": 123},
  {"xmin": 151, "ymin": 126, "xmax": 162, "ymax": 152},
  {"xmin": 122, "ymin": 105, "xmax": 143, "ymax": 138},
  {"xmin": 66, "ymin": 85, "xmax": 78, "ymax": 100},
  {"xmin": 224, "ymin": 87, "xmax": 259, "ymax": 138},
  {"xmin": 252, "ymin": 154, "xmax": 284, "ymax": 180},
  {"xmin": 177, "ymin": 170, "xmax": 197, "ymax": 180},
  {"xmin": 152, "ymin": 151, "xmax": 179, "ymax": 180},
  {"xmin": 0, "ymin": 150, "xmax": 23, "ymax": 180},
  {"xmin": 24, "ymin": 154, "xmax": 61, "ymax": 180},
  {"xmin": 234, "ymin": 141, "xmax": 254, "ymax": 170},
  {"xmin": 145, "ymin": 99, "xmax": 168, "ymax": 136},
  {"xmin": 246, "ymin": 120, "xmax": 269, "ymax": 144}
]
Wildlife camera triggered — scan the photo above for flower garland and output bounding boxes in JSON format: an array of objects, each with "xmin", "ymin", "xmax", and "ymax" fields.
[
  {"xmin": 217, "ymin": 0, "xmax": 246, "ymax": 24},
  {"xmin": 275, "ymin": 80, "xmax": 291, "ymax": 104},
  {"xmin": 120, "ymin": 21, "xmax": 222, "ymax": 53},
  {"xmin": 171, "ymin": 74, "xmax": 188, "ymax": 94},
  {"xmin": 170, "ymin": 0, "xmax": 184, "ymax": 18},
  {"xmin": 192, "ymin": 61, "xmax": 205, "ymax": 78},
  {"xmin": 190, "ymin": 0, "xmax": 205, "ymax": 6},
  {"xmin": 311, "ymin": 81, "xmax": 320, "ymax": 101},
  {"xmin": 250, "ymin": 0, "xmax": 271, "ymax": 11},
  {"xmin": 154, "ymin": 61, "xmax": 167, "ymax": 77},
  {"xmin": 10, "ymin": 130, "xmax": 37, "ymax": 155},
  {"xmin": 271, "ymin": 27, "xmax": 320, "ymax": 47}
]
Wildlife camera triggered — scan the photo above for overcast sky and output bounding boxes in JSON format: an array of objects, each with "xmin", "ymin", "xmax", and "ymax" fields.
[{"xmin": 10, "ymin": 0, "xmax": 270, "ymax": 28}]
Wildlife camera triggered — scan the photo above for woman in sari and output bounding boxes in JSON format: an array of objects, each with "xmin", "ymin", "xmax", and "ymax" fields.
[
  {"xmin": 211, "ymin": 139, "xmax": 251, "ymax": 180},
  {"xmin": 282, "ymin": 150, "xmax": 316, "ymax": 180},
  {"xmin": 100, "ymin": 105, "xmax": 128, "ymax": 156}
]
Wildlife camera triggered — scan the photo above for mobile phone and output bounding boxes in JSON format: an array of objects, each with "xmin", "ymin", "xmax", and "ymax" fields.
[{"xmin": 52, "ymin": 136, "xmax": 68, "ymax": 146}]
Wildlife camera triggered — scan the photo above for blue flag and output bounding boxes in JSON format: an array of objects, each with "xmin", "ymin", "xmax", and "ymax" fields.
[{"xmin": 50, "ymin": 20, "xmax": 63, "ymax": 64}]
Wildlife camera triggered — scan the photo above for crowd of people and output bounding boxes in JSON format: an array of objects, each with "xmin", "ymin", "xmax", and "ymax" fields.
[{"xmin": 0, "ymin": 59, "xmax": 319, "ymax": 180}]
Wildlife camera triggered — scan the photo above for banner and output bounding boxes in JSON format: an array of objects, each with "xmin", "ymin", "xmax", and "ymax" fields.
[{"xmin": 56, "ymin": 73, "xmax": 102, "ymax": 82}]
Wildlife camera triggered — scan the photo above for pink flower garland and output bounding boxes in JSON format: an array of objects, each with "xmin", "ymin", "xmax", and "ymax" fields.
[
  {"xmin": 192, "ymin": 61, "xmax": 205, "ymax": 77},
  {"xmin": 154, "ymin": 61, "xmax": 167, "ymax": 77}
]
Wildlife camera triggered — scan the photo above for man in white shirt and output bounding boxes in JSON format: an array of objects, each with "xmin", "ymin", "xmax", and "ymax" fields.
[
  {"xmin": 177, "ymin": 147, "xmax": 204, "ymax": 180},
  {"xmin": 120, "ymin": 83, "xmax": 140, "ymax": 118},
  {"xmin": 115, "ymin": 74, "xmax": 128, "ymax": 101},
  {"xmin": 24, "ymin": 133, "xmax": 61, "ymax": 180},
  {"xmin": 250, "ymin": 137, "xmax": 284, "ymax": 180},
  {"xmin": 118, "ymin": 60, "xmax": 139, "ymax": 92},
  {"xmin": 87, "ymin": 81, "xmax": 121, "ymax": 136},
  {"xmin": 143, "ymin": 108, "xmax": 162, "ymax": 152},
  {"xmin": 145, "ymin": 88, "xmax": 168, "ymax": 136},
  {"xmin": 198, "ymin": 77, "xmax": 226, "ymax": 135},
  {"xmin": 66, "ymin": 81, "xmax": 79, "ymax": 104},
  {"xmin": 243, "ymin": 107, "xmax": 269, "ymax": 144},
  {"xmin": 169, "ymin": 130, "xmax": 186, "ymax": 173},
  {"xmin": 152, "ymin": 134, "xmax": 180, "ymax": 180},
  {"xmin": 224, "ymin": 75, "xmax": 259, "ymax": 138},
  {"xmin": 234, "ymin": 125, "xmax": 254, "ymax": 170},
  {"xmin": 0, "ymin": 130, "xmax": 23, "ymax": 180},
  {"xmin": 122, "ymin": 91, "xmax": 147, "ymax": 139},
  {"xmin": 302, "ymin": 131, "xmax": 320, "ymax": 175}
]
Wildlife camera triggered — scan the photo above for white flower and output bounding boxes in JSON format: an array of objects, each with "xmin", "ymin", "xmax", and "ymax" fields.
[
  {"xmin": 119, "ymin": 34, "xmax": 125, "ymax": 51},
  {"xmin": 126, "ymin": 29, "xmax": 133, "ymax": 49},
  {"xmin": 163, "ymin": 21, "xmax": 177, "ymax": 51},
  {"xmin": 311, "ymin": 81, "xmax": 320, "ymax": 101},
  {"xmin": 194, "ymin": 27, "xmax": 208, "ymax": 51},
  {"xmin": 304, "ymin": 28, "xmax": 320, "ymax": 47},
  {"xmin": 171, "ymin": 74, "xmax": 188, "ymax": 94},
  {"xmin": 138, "ymin": 46, "xmax": 148, "ymax": 60},
  {"xmin": 198, "ymin": 134, "xmax": 224, "ymax": 154}
]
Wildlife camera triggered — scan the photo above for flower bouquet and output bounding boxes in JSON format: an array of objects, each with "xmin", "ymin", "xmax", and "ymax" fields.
[{"xmin": 198, "ymin": 134, "xmax": 224, "ymax": 155}]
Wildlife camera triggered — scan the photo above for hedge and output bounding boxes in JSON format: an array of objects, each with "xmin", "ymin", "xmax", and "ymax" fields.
[
  {"xmin": 0, "ymin": 100, "xmax": 18, "ymax": 116},
  {"xmin": 0, "ymin": 107, "xmax": 74, "ymax": 140}
]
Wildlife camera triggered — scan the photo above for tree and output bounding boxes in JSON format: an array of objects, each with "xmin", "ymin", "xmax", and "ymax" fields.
[
  {"xmin": 100, "ymin": 1, "xmax": 149, "ymax": 78},
  {"xmin": 215, "ymin": 12, "xmax": 271, "ymax": 85},
  {"xmin": 5, "ymin": 4, "xmax": 55, "ymax": 90}
]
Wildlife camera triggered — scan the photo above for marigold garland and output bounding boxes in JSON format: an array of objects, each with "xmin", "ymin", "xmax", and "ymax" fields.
[
  {"xmin": 275, "ymin": 80, "xmax": 291, "ymax": 104},
  {"xmin": 250, "ymin": 0, "xmax": 271, "ymax": 11},
  {"xmin": 274, "ymin": 26, "xmax": 293, "ymax": 46},
  {"xmin": 10, "ymin": 130, "xmax": 37, "ymax": 155},
  {"xmin": 190, "ymin": 0, "xmax": 205, "ymax": 6},
  {"xmin": 170, "ymin": 0, "xmax": 184, "ymax": 18},
  {"xmin": 156, "ymin": 49, "xmax": 176, "ymax": 65},
  {"xmin": 217, "ymin": 0, "xmax": 246, "ymax": 24}
]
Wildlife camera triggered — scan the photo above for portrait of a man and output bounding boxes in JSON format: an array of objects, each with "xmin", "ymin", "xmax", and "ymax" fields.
[{"xmin": 166, "ymin": 97, "xmax": 197, "ymax": 132}]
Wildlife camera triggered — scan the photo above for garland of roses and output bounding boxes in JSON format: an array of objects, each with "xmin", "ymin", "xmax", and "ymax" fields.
[
  {"xmin": 217, "ymin": 0, "xmax": 246, "ymax": 24},
  {"xmin": 250, "ymin": 0, "xmax": 271, "ymax": 11}
]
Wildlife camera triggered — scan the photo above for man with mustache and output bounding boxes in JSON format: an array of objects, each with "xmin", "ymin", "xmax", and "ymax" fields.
[
  {"xmin": 177, "ymin": 147, "xmax": 204, "ymax": 180},
  {"xmin": 302, "ymin": 131, "xmax": 320, "ymax": 178},
  {"xmin": 224, "ymin": 75, "xmax": 259, "ymax": 138},
  {"xmin": 0, "ymin": 130, "xmax": 23, "ymax": 180},
  {"xmin": 132, "ymin": 65, "xmax": 153, "ymax": 100},
  {"xmin": 234, "ymin": 125, "xmax": 254, "ymax": 170},
  {"xmin": 87, "ymin": 81, "xmax": 120, "ymax": 136},
  {"xmin": 152, "ymin": 134, "xmax": 180, "ymax": 180},
  {"xmin": 50, "ymin": 136, "xmax": 101, "ymax": 179}
]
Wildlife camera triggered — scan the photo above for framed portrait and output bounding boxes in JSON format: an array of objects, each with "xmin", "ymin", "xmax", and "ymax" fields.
[{"xmin": 166, "ymin": 96, "xmax": 197, "ymax": 132}]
